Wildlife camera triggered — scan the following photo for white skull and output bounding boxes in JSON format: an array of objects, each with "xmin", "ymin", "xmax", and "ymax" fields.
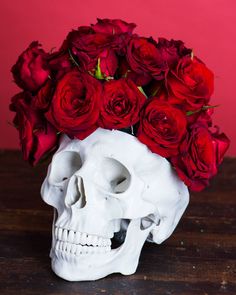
[{"xmin": 41, "ymin": 128, "xmax": 189, "ymax": 281}]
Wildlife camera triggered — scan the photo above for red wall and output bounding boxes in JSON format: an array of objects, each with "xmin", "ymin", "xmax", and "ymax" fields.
[{"xmin": 0, "ymin": 0, "xmax": 235, "ymax": 155}]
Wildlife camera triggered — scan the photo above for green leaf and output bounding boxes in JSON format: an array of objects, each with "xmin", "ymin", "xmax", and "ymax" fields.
[
  {"xmin": 94, "ymin": 58, "xmax": 105, "ymax": 80},
  {"xmin": 137, "ymin": 86, "xmax": 147, "ymax": 98},
  {"xmin": 186, "ymin": 109, "xmax": 200, "ymax": 116},
  {"xmin": 202, "ymin": 104, "xmax": 220, "ymax": 110},
  {"xmin": 186, "ymin": 105, "xmax": 220, "ymax": 116}
]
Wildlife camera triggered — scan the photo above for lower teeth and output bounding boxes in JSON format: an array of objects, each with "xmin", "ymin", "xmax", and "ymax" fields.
[{"xmin": 55, "ymin": 241, "xmax": 111, "ymax": 255}]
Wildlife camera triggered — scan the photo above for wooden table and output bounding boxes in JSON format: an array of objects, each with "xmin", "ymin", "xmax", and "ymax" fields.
[{"xmin": 0, "ymin": 151, "xmax": 235, "ymax": 295}]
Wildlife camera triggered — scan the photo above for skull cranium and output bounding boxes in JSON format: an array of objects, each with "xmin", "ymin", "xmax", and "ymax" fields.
[{"xmin": 41, "ymin": 128, "xmax": 189, "ymax": 281}]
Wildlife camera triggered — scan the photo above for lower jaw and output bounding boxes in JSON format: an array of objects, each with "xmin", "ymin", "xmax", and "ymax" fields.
[
  {"xmin": 51, "ymin": 246, "xmax": 124, "ymax": 281},
  {"xmin": 50, "ymin": 219, "xmax": 150, "ymax": 281}
]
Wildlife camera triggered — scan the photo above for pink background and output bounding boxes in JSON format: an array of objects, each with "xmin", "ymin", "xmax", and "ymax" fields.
[{"xmin": 0, "ymin": 0, "xmax": 235, "ymax": 155}]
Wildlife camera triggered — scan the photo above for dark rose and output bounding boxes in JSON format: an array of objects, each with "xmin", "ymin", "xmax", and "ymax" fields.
[
  {"xmin": 98, "ymin": 48, "xmax": 118, "ymax": 78},
  {"xmin": 156, "ymin": 38, "xmax": 191, "ymax": 68},
  {"xmin": 170, "ymin": 123, "xmax": 230, "ymax": 191},
  {"xmin": 47, "ymin": 49, "xmax": 74, "ymax": 79},
  {"xmin": 92, "ymin": 18, "xmax": 136, "ymax": 35},
  {"xmin": 46, "ymin": 70, "xmax": 102, "ymax": 140},
  {"xmin": 91, "ymin": 18, "xmax": 135, "ymax": 56},
  {"xmin": 137, "ymin": 99, "xmax": 187, "ymax": 157},
  {"xmin": 99, "ymin": 78, "xmax": 146, "ymax": 129},
  {"xmin": 166, "ymin": 56, "xmax": 214, "ymax": 111},
  {"xmin": 64, "ymin": 26, "xmax": 118, "ymax": 77},
  {"xmin": 11, "ymin": 41, "xmax": 50, "ymax": 92},
  {"xmin": 32, "ymin": 79, "xmax": 55, "ymax": 110},
  {"xmin": 126, "ymin": 36, "xmax": 168, "ymax": 83},
  {"xmin": 117, "ymin": 57, "xmax": 153, "ymax": 86},
  {"xmin": 9, "ymin": 92, "xmax": 58, "ymax": 165}
]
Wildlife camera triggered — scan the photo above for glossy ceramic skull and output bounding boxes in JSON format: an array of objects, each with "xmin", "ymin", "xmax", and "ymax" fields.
[{"xmin": 41, "ymin": 128, "xmax": 189, "ymax": 281}]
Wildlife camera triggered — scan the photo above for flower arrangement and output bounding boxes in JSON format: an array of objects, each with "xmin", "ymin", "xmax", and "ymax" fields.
[{"xmin": 10, "ymin": 18, "xmax": 230, "ymax": 191}]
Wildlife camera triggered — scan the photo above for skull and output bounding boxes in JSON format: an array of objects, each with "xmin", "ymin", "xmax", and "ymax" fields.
[{"xmin": 41, "ymin": 128, "xmax": 189, "ymax": 281}]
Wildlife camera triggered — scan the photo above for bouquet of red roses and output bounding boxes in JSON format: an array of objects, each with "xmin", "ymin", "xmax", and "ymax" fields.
[{"xmin": 10, "ymin": 18, "xmax": 230, "ymax": 191}]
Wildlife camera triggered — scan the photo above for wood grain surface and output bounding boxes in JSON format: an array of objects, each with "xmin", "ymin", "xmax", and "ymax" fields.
[{"xmin": 0, "ymin": 150, "xmax": 235, "ymax": 295}]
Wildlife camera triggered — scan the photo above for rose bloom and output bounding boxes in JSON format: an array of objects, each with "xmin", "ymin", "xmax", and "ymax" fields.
[
  {"xmin": 126, "ymin": 36, "xmax": 168, "ymax": 83},
  {"xmin": 11, "ymin": 41, "xmax": 50, "ymax": 92},
  {"xmin": 9, "ymin": 92, "xmax": 58, "ymax": 165},
  {"xmin": 117, "ymin": 57, "xmax": 153, "ymax": 86},
  {"xmin": 32, "ymin": 79, "xmax": 55, "ymax": 111},
  {"xmin": 99, "ymin": 78, "xmax": 146, "ymax": 129},
  {"xmin": 91, "ymin": 19, "xmax": 136, "ymax": 56},
  {"xmin": 166, "ymin": 56, "xmax": 214, "ymax": 111},
  {"xmin": 91, "ymin": 18, "xmax": 136, "ymax": 35},
  {"xmin": 63, "ymin": 26, "xmax": 118, "ymax": 77},
  {"xmin": 137, "ymin": 99, "xmax": 187, "ymax": 158},
  {"xmin": 46, "ymin": 70, "xmax": 102, "ymax": 140},
  {"xmin": 170, "ymin": 123, "xmax": 230, "ymax": 191},
  {"xmin": 47, "ymin": 49, "xmax": 74, "ymax": 80},
  {"xmin": 156, "ymin": 37, "xmax": 191, "ymax": 68}
]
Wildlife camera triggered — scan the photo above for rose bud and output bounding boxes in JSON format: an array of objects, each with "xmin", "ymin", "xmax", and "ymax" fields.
[
  {"xmin": 9, "ymin": 92, "xmax": 58, "ymax": 165},
  {"xmin": 170, "ymin": 123, "xmax": 230, "ymax": 191},
  {"xmin": 137, "ymin": 99, "xmax": 187, "ymax": 158},
  {"xmin": 166, "ymin": 56, "xmax": 214, "ymax": 111},
  {"xmin": 99, "ymin": 78, "xmax": 146, "ymax": 129},
  {"xmin": 11, "ymin": 41, "xmax": 50, "ymax": 92},
  {"xmin": 45, "ymin": 70, "xmax": 102, "ymax": 140},
  {"xmin": 98, "ymin": 48, "xmax": 118, "ymax": 78}
]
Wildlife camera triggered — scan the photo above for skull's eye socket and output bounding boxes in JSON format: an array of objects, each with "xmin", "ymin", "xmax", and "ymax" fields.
[
  {"xmin": 49, "ymin": 151, "xmax": 82, "ymax": 184},
  {"xmin": 102, "ymin": 158, "xmax": 131, "ymax": 194}
]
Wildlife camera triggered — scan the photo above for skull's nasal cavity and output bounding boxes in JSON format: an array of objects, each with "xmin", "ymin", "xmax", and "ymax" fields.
[{"xmin": 65, "ymin": 175, "xmax": 86, "ymax": 208}]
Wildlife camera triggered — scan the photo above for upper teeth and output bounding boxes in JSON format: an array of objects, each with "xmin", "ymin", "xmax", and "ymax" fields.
[{"xmin": 55, "ymin": 227, "xmax": 111, "ymax": 247}]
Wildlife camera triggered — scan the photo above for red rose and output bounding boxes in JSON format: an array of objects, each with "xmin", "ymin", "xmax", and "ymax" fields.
[
  {"xmin": 156, "ymin": 38, "xmax": 191, "ymax": 68},
  {"xmin": 46, "ymin": 71, "xmax": 102, "ymax": 140},
  {"xmin": 211, "ymin": 128, "xmax": 230, "ymax": 166},
  {"xmin": 33, "ymin": 79, "xmax": 55, "ymax": 110},
  {"xmin": 98, "ymin": 48, "xmax": 118, "ymax": 78},
  {"xmin": 64, "ymin": 26, "xmax": 118, "ymax": 77},
  {"xmin": 137, "ymin": 99, "xmax": 187, "ymax": 157},
  {"xmin": 99, "ymin": 78, "xmax": 146, "ymax": 129},
  {"xmin": 166, "ymin": 56, "xmax": 214, "ymax": 111},
  {"xmin": 117, "ymin": 57, "xmax": 153, "ymax": 86},
  {"xmin": 11, "ymin": 41, "xmax": 50, "ymax": 92},
  {"xmin": 9, "ymin": 92, "xmax": 58, "ymax": 165},
  {"xmin": 170, "ymin": 123, "xmax": 230, "ymax": 191},
  {"xmin": 92, "ymin": 18, "xmax": 136, "ymax": 35},
  {"xmin": 127, "ymin": 36, "xmax": 168, "ymax": 83},
  {"xmin": 91, "ymin": 18, "xmax": 135, "ymax": 56},
  {"xmin": 47, "ymin": 49, "xmax": 74, "ymax": 80}
]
